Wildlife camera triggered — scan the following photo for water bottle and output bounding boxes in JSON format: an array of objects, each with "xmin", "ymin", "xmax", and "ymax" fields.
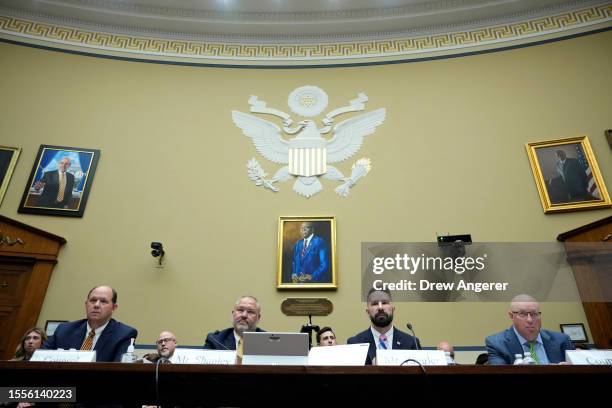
[
  {"xmin": 522, "ymin": 352, "xmax": 536, "ymax": 365},
  {"xmin": 513, "ymin": 353, "xmax": 524, "ymax": 365},
  {"xmin": 444, "ymin": 351, "xmax": 456, "ymax": 365},
  {"xmin": 121, "ymin": 338, "xmax": 137, "ymax": 363}
]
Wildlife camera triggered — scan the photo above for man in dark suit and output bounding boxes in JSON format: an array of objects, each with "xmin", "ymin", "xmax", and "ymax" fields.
[
  {"xmin": 554, "ymin": 149, "xmax": 592, "ymax": 202},
  {"xmin": 34, "ymin": 156, "xmax": 75, "ymax": 208},
  {"xmin": 43, "ymin": 285, "xmax": 138, "ymax": 362},
  {"xmin": 347, "ymin": 288, "xmax": 420, "ymax": 365},
  {"xmin": 485, "ymin": 294, "xmax": 574, "ymax": 364},
  {"xmin": 291, "ymin": 222, "xmax": 329, "ymax": 283},
  {"xmin": 204, "ymin": 296, "xmax": 265, "ymax": 354}
]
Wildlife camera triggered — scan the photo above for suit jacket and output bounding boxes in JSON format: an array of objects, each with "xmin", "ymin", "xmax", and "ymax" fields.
[
  {"xmin": 43, "ymin": 318, "xmax": 138, "ymax": 362},
  {"xmin": 292, "ymin": 235, "xmax": 329, "ymax": 282},
  {"xmin": 485, "ymin": 327, "xmax": 574, "ymax": 365},
  {"xmin": 557, "ymin": 158, "xmax": 589, "ymax": 200},
  {"xmin": 38, "ymin": 170, "xmax": 75, "ymax": 208},
  {"xmin": 203, "ymin": 327, "xmax": 266, "ymax": 350},
  {"xmin": 347, "ymin": 327, "xmax": 421, "ymax": 365}
]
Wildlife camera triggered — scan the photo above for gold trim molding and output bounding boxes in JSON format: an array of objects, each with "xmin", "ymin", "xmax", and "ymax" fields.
[{"xmin": 0, "ymin": 4, "xmax": 610, "ymax": 65}]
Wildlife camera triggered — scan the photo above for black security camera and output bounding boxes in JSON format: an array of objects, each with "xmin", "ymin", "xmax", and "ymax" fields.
[{"xmin": 150, "ymin": 242, "xmax": 165, "ymax": 265}]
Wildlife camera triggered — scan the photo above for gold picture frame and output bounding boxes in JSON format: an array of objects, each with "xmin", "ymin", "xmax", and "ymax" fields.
[
  {"xmin": 277, "ymin": 216, "xmax": 337, "ymax": 290},
  {"xmin": 525, "ymin": 136, "xmax": 611, "ymax": 213},
  {"xmin": 0, "ymin": 146, "xmax": 21, "ymax": 206}
]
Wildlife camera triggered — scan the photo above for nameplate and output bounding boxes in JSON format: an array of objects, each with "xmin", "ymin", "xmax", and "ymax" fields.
[
  {"xmin": 308, "ymin": 343, "xmax": 369, "ymax": 366},
  {"xmin": 31, "ymin": 349, "xmax": 97, "ymax": 362},
  {"xmin": 170, "ymin": 349, "xmax": 236, "ymax": 365},
  {"xmin": 376, "ymin": 350, "xmax": 447, "ymax": 366},
  {"xmin": 281, "ymin": 298, "xmax": 333, "ymax": 316},
  {"xmin": 566, "ymin": 350, "xmax": 612, "ymax": 365}
]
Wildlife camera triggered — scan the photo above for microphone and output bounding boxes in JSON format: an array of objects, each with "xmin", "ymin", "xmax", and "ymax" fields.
[
  {"xmin": 406, "ymin": 323, "xmax": 421, "ymax": 350},
  {"xmin": 205, "ymin": 330, "xmax": 231, "ymax": 351}
]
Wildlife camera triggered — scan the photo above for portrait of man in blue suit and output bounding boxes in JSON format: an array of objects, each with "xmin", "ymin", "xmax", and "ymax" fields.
[
  {"xmin": 485, "ymin": 294, "xmax": 574, "ymax": 365},
  {"xmin": 291, "ymin": 221, "xmax": 330, "ymax": 283}
]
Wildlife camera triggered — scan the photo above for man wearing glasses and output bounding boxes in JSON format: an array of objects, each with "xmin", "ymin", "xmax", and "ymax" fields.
[
  {"xmin": 485, "ymin": 294, "xmax": 574, "ymax": 364},
  {"xmin": 143, "ymin": 331, "xmax": 177, "ymax": 363}
]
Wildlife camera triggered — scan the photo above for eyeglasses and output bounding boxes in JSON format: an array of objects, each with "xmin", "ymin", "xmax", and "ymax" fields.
[
  {"xmin": 156, "ymin": 338, "xmax": 176, "ymax": 345},
  {"xmin": 512, "ymin": 311, "xmax": 541, "ymax": 320}
]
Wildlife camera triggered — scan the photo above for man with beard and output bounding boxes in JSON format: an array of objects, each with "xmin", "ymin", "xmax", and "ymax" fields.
[
  {"xmin": 143, "ymin": 331, "xmax": 177, "ymax": 363},
  {"xmin": 347, "ymin": 288, "xmax": 420, "ymax": 365},
  {"xmin": 203, "ymin": 296, "xmax": 265, "ymax": 358},
  {"xmin": 485, "ymin": 294, "xmax": 574, "ymax": 364}
]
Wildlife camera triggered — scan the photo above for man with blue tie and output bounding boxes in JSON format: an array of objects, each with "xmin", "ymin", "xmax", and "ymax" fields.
[
  {"xmin": 43, "ymin": 285, "xmax": 138, "ymax": 362},
  {"xmin": 347, "ymin": 288, "xmax": 420, "ymax": 365},
  {"xmin": 485, "ymin": 294, "xmax": 574, "ymax": 364}
]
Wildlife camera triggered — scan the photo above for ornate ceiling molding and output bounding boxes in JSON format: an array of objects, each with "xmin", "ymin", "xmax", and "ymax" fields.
[{"xmin": 0, "ymin": 1, "xmax": 610, "ymax": 65}]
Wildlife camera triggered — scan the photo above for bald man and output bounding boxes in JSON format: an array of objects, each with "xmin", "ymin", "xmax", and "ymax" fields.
[
  {"xmin": 34, "ymin": 156, "xmax": 75, "ymax": 208},
  {"xmin": 485, "ymin": 294, "xmax": 574, "ymax": 365},
  {"xmin": 144, "ymin": 331, "xmax": 177, "ymax": 363}
]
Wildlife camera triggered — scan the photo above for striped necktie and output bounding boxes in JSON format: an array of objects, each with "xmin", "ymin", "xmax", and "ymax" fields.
[
  {"xmin": 80, "ymin": 329, "xmax": 95, "ymax": 351},
  {"xmin": 379, "ymin": 334, "xmax": 388, "ymax": 350},
  {"xmin": 301, "ymin": 240, "xmax": 308, "ymax": 258},
  {"xmin": 529, "ymin": 342, "xmax": 540, "ymax": 364}
]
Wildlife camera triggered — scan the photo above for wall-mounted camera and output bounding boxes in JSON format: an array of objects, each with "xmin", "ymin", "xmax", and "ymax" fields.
[
  {"xmin": 437, "ymin": 234, "xmax": 472, "ymax": 258},
  {"xmin": 151, "ymin": 242, "xmax": 165, "ymax": 265}
]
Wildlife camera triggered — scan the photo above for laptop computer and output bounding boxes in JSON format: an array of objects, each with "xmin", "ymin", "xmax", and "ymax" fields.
[{"xmin": 242, "ymin": 332, "xmax": 309, "ymax": 365}]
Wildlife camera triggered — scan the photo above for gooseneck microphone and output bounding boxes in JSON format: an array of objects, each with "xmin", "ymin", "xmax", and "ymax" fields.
[
  {"xmin": 205, "ymin": 330, "xmax": 232, "ymax": 351},
  {"xmin": 406, "ymin": 323, "xmax": 421, "ymax": 350}
]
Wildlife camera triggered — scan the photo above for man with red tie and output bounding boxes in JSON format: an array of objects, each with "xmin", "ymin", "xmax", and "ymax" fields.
[
  {"xmin": 291, "ymin": 222, "xmax": 329, "ymax": 283},
  {"xmin": 43, "ymin": 285, "xmax": 137, "ymax": 362}
]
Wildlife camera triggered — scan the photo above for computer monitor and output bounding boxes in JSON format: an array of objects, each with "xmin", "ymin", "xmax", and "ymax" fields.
[{"xmin": 242, "ymin": 332, "xmax": 309, "ymax": 365}]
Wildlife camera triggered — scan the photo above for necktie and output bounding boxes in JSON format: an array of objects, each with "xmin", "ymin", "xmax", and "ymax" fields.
[
  {"xmin": 80, "ymin": 329, "xmax": 95, "ymax": 351},
  {"xmin": 301, "ymin": 240, "xmax": 308, "ymax": 258},
  {"xmin": 237, "ymin": 338, "xmax": 244, "ymax": 358},
  {"xmin": 379, "ymin": 334, "xmax": 388, "ymax": 350},
  {"xmin": 529, "ymin": 342, "xmax": 540, "ymax": 364},
  {"xmin": 57, "ymin": 172, "xmax": 66, "ymax": 202}
]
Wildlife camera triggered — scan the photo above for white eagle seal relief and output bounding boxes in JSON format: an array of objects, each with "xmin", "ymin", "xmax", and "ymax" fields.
[{"xmin": 233, "ymin": 85, "xmax": 386, "ymax": 198}]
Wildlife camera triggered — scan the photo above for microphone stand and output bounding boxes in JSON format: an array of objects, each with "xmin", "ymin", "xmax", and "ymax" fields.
[{"xmin": 300, "ymin": 315, "xmax": 320, "ymax": 350}]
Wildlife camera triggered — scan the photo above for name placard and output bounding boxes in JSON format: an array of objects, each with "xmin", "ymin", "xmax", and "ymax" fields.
[
  {"xmin": 31, "ymin": 349, "xmax": 97, "ymax": 362},
  {"xmin": 308, "ymin": 343, "xmax": 369, "ymax": 366},
  {"xmin": 376, "ymin": 350, "xmax": 447, "ymax": 366},
  {"xmin": 566, "ymin": 350, "xmax": 612, "ymax": 365},
  {"xmin": 170, "ymin": 349, "xmax": 236, "ymax": 365}
]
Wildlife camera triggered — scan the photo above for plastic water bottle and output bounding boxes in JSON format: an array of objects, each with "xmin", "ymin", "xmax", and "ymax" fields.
[
  {"xmin": 522, "ymin": 352, "xmax": 536, "ymax": 365},
  {"xmin": 444, "ymin": 351, "xmax": 456, "ymax": 365},
  {"xmin": 121, "ymin": 338, "xmax": 137, "ymax": 363},
  {"xmin": 513, "ymin": 353, "xmax": 524, "ymax": 365}
]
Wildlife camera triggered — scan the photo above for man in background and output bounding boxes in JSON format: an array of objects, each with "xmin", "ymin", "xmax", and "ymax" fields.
[
  {"xmin": 317, "ymin": 326, "xmax": 337, "ymax": 346},
  {"xmin": 143, "ymin": 331, "xmax": 177, "ymax": 363}
]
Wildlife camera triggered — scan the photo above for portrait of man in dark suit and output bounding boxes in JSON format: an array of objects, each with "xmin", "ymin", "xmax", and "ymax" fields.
[
  {"xmin": 19, "ymin": 145, "xmax": 100, "ymax": 217},
  {"xmin": 34, "ymin": 156, "xmax": 75, "ymax": 209}
]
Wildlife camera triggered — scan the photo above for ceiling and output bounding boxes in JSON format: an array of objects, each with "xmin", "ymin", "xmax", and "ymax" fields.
[{"xmin": 0, "ymin": 0, "xmax": 600, "ymax": 40}]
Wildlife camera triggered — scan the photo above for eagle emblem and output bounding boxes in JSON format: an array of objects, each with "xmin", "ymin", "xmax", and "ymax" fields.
[{"xmin": 232, "ymin": 85, "xmax": 386, "ymax": 198}]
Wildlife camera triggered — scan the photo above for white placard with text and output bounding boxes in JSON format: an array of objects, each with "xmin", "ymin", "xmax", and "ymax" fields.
[
  {"xmin": 566, "ymin": 350, "xmax": 612, "ymax": 365},
  {"xmin": 169, "ymin": 349, "xmax": 236, "ymax": 365},
  {"xmin": 30, "ymin": 349, "xmax": 97, "ymax": 362},
  {"xmin": 376, "ymin": 349, "xmax": 447, "ymax": 366},
  {"xmin": 308, "ymin": 343, "xmax": 369, "ymax": 366}
]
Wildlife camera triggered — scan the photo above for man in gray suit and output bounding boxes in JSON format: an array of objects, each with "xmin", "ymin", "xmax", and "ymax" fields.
[{"xmin": 485, "ymin": 294, "xmax": 574, "ymax": 364}]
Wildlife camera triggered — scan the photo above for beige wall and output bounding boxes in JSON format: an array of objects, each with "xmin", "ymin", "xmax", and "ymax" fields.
[{"xmin": 1, "ymin": 31, "xmax": 610, "ymax": 350}]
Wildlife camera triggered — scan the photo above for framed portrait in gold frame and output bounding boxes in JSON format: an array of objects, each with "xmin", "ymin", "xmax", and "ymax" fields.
[
  {"xmin": 277, "ymin": 216, "xmax": 337, "ymax": 289},
  {"xmin": 0, "ymin": 146, "xmax": 21, "ymax": 206},
  {"xmin": 525, "ymin": 136, "xmax": 611, "ymax": 214}
]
